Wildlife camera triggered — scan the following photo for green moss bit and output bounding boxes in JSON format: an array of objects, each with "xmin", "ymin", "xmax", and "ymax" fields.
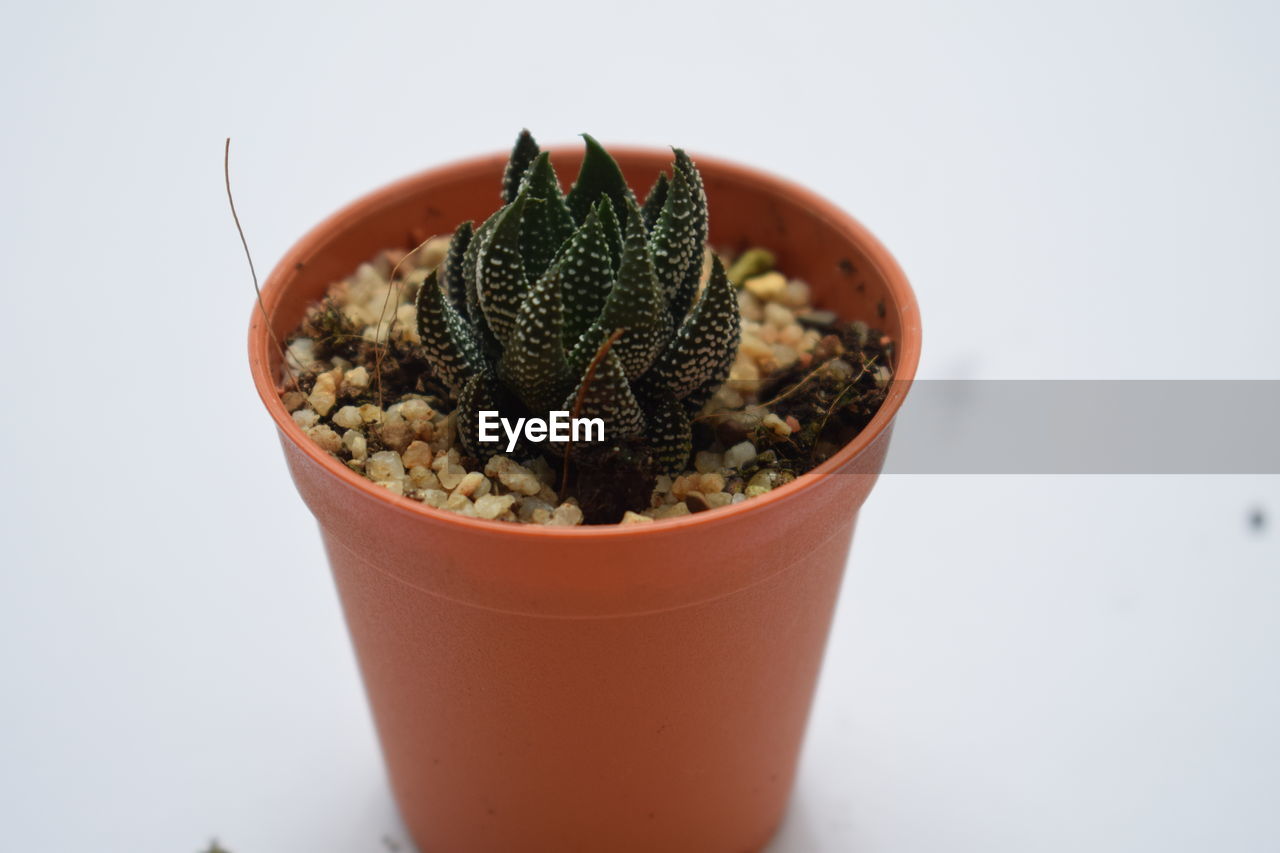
[
  {"xmin": 415, "ymin": 130, "xmax": 740, "ymax": 480},
  {"xmin": 725, "ymin": 246, "xmax": 775, "ymax": 285}
]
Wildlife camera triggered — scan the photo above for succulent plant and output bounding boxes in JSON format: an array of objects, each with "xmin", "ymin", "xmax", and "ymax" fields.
[{"xmin": 416, "ymin": 130, "xmax": 739, "ymax": 478}]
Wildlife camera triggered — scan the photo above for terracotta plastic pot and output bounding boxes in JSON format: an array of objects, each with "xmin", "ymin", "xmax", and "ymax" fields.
[{"xmin": 249, "ymin": 145, "xmax": 921, "ymax": 853}]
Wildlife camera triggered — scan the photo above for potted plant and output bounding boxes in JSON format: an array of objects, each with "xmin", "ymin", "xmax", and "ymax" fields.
[{"xmin": 248, "ymin": 131, "xmax": 920, "ymax": 852}]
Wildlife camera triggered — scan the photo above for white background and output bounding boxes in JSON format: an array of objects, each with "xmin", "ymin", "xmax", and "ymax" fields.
[{"xmin": 2, "ymin": 1, "xmax": 1278, "ymax": 851}]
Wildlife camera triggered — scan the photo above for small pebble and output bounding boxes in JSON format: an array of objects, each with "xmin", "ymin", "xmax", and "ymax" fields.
[
  {"xmin": 549, "ymin": 502, "xmax": 584, "ymax": 526},
  {"xmin": 694, "ymin": 451, "xmax": 723, "ymax": 474},
  {"xmin": 445, "ymin": 493, "xmax": 475, "ymax": 515},
  {"xmin": 762, "ymin": 413, "xmax": 792, "ymax": 437},
  {"xmin": 307, "ymin": 372, "xmax": 338, "ymax": 416},
  {"xmin": 408, "ymin": 465, "xmax": 440, "ymax": 490},
  {"xmin": 797, "ymin": 309, "xmax": 838, "ymax": 329},
  {"xmin": 781, "ymin": 280, "xmax": 810, "ymax": 308},
  {"xmin": 723, "ymin": 440, "xmax": 757, "ymax": 470},
  {"xmin": 452, "ymin": 471, "xmax": 487, "ymax": 498},
  {"xmin": 670, "ymin": 474, "xmax": 697, "ymax": 501},
  {"xmin": 651, "ymin": 502, "xmax": 691, "ymax": 520},
  {"xmin": 485, "ymin": 456, "xmax": 542, "ymax": 496},
  {"xmin": 376, "ymin": 479, "xmax": 405, "ymax": 496},
  {"xmin": 825, "ymin": 358, "xmax": 855, "ymax": 380},
  {"xmin": 743, "ymin": 271, "xmax": 786, "ymax": 300},
  {"xmin": 344, "ymin": 366, "xmax": 370, "ymax": 390},
  {"xmin": 401, "ymin": 441, "xmax": 434, "ymax": 470},
  {"xmin": 281, "ymin": 391, "xmax": 307, "ymax": 411},
  {"xmin": 620, "ymin": 511, "xmax": 654, "ymax": 524},
  {"xmin": 342, "ymin": 429, "xmax": 367, "ymax": 461},
  {"xmin": 696, "ymin": 472, "xmax": 726, "ymax": 494},
  {"xmin": 763, "ymin": 302, "xmax": 793, "ymax": 327},
  {"xmin": 474, "ymin": 494, "xmax": 516, "ymax": 520},
  {"xmin": 737, "ymin": 290, "xmax": 764, "ymax": 322},
  {"xmin": 748, "ymin": 469, "xmax": 779, "ymax": 492},
  {"xmin": 437, "ymin": 464, "xmax": 466, "ymax": 491},
  {"xmin": 305, "ymin": 424, "xmax": 343, "ymax": 453},
  {"xmin": 739, "ymin": 331, "xmax": 773, "ymax": 361},
  {"xmin": 400, "ymin": 398, "xmax": 433, "ymax": 421},
  {"xmin": 517, "ymin": 497, "xmax": 554, "ymax": 522},
  {"xmin": 367, "ymin": 451, "xmax": 405, "ymax": 482},
  {"xmin": 685, "ymin": 491, "xmax": 711, "ymax": 513},
  {"xmin": 333, "ymin": 406, "xmax": 363, "ymax": 430},
  {"xmin": 379, "ymin": 414, "xmax": 414, "ymax": 452}
]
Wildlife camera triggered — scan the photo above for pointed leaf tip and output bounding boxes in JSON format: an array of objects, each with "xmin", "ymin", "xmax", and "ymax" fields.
[
  {"xmin": 502, "ymin": 129, "xmax": 540, "ymax": 204},
  {"xmin": 565, "ymin": 134, "xmax": 636, "ymax": 225}
]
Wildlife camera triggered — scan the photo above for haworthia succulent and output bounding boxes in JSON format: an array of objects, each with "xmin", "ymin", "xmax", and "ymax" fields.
[{"xmin": 418, "ymin": 131, "xmax": 740, "ymax": 475}]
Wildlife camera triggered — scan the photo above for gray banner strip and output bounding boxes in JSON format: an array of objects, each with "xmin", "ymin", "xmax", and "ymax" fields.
[{"xmin": 880, "ymin": 381, "xmax": 1280, "ymax": 474}]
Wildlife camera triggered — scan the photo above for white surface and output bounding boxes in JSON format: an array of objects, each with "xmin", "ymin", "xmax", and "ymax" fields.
[{"xmin": 2, "ymin": 1, "xmax": 1278, "ymax": 851}]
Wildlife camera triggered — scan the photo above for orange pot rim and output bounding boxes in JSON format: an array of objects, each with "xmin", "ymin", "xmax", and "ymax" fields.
[{"xmin": 248, "ymin": 144, "xmax": 922, "ymax": 540}]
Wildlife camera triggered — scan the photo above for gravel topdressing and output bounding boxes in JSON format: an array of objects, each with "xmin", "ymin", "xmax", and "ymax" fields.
[{"xmin": 280, "ymin": 238, "xmax": 892, "ymax": 525}]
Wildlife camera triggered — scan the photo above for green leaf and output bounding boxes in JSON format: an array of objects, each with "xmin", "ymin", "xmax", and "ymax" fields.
[
  {"xmin": 499, "ymin": 262, "xmax": 572, "ymax": 413},
  {"xmin": 462, "ymin": 214, "xmax": 502, "ymax": 359},
  {"xmin": 415, "ymin": 270, "xmax": 483, "ymax": 393},
  {"xmin": 640, "ymin": 171, "xmax": 669, "ymax": 233},
  {"xmin": 599, "ymin": 200, "xmax": 669, "ymax": 378},
  {"xmin": 673, "ymin": 149, "xmax": 708, "ymax": 238},
  {"xmin": 555, "ymin": 208, "xmax": 615, "ymax": 347},
  {"xmin": 643, "ymin": 389, "xmax": 693, "ymax": 475},
  {"xmin": 439, "ymin": 221, "xmax": 473, "ymax": 317},
  {"xmin": 455, "ymin": 372, "xmax": 511, "ymax": 461},
  {"xmin": 502, "ymin": 129, "xmax": 540, "ymax": 204},
  {"xmin": 516, "ymin": 152, "xmax": 576, "ymax": 279},
  {"xmin": 562, "ymin": 349, "xmax": 646, "ymax": 442},
  {"xmin": 671, "ymin": 149, "xmax": 709, "ymax": 317},
  {"xmin": 642, "ymin": 256, "xmax": 739, "ymax": 401},
  {"xmin": 565, "ymin": 133, "xmax": 636, "ymax": 225},
  {"xmin": 648, "ymin": 152, "xmax": 705, "ymax": 320},
  {"xmin": 682, "ymin": 343, "xmax": 736, "ymax": 415},
  {"xmin": 594, "ymin": 195, "xmax": 624, "ymax": 271},
  {"xmin": 475, "ymin": 193, "xmax": 532, "ymax": 346}
]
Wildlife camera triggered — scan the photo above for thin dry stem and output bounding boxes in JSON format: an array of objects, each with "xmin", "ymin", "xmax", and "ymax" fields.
[
  {"xmin": 225, "ymin": 138, "xmax": 303, "ymax": 393},
  {"xmin": 372, "ymin": 236, "xmax": 437, "ymax": 410}
]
